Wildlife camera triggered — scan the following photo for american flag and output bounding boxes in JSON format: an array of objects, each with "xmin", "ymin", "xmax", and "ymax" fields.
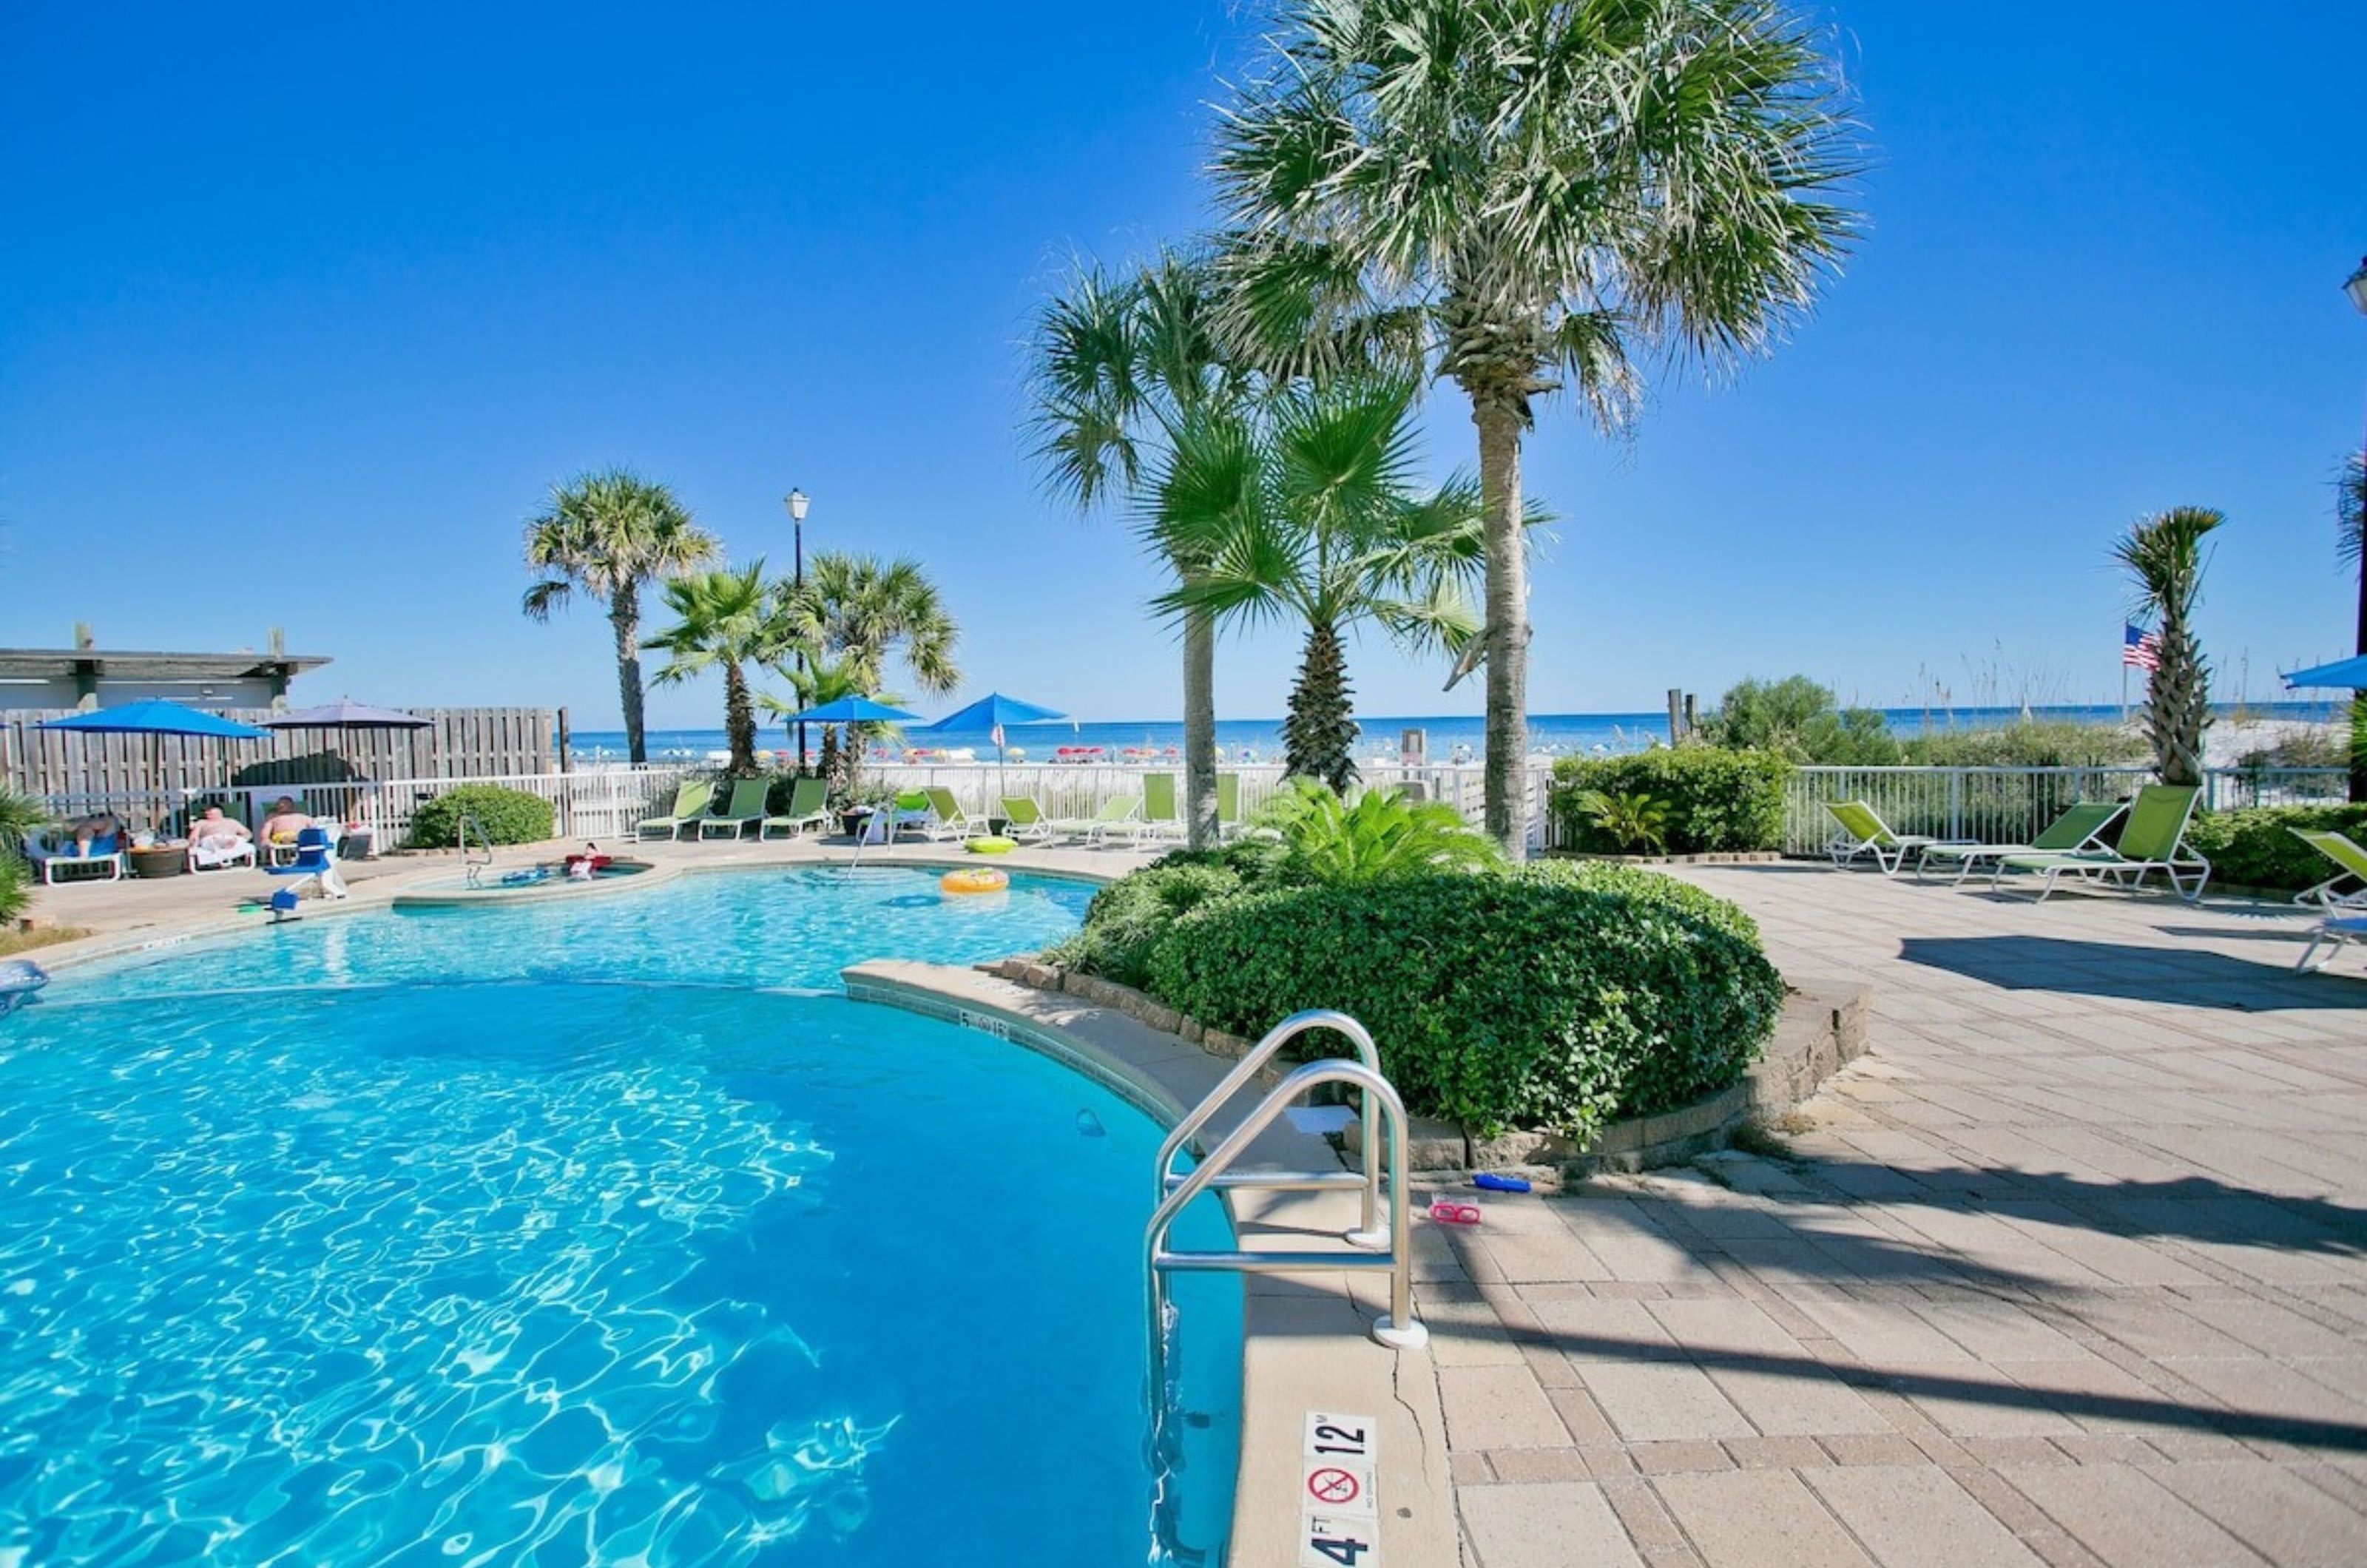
[{"xmin": 2121, "ymin": 623, "xmax": 2161, "ymax": 672}]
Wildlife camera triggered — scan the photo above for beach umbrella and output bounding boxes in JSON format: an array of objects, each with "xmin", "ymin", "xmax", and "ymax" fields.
[
  {"xmin": 2282, "ymin": 655, "xmax": 2367, "ymax": 690},
  {"xmin": 261, "ymin": 697, "xmax": 432, "ymax": 729},
  {"xmin": 777, "ymin": 697, "xmax": 924, "ymax": 725},
  {"xmin": 39, "ymin": 700, "xmax": 272, "ymax": 829},
  {"xmin": 922, "ymin": 692, "xmax": 1067, "ymax": 780}
]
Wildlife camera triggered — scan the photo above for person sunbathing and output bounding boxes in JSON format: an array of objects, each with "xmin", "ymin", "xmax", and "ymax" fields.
[
  {"xmin": 259, "ymin": 797, "xmax": 312, "ymax": 848},
  {"xmin": 70, "ymin": 811, "xmax": 124, "ymax": 855},
  {"xmin": 188, "ymin": 807, "xmax": 252, "ymax": 867}
]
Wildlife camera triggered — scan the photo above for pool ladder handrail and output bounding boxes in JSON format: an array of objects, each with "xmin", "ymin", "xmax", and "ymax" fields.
[
  {"xmin": 457, "ymin": 811, "xmax": 496, "ymax": 887},
  {"xmin": 1146, "ymin": 1025, "xmax": 1428, "ymax": 1356},
  {"xmin": 1155, "ymin": 1010, "xmax": 1388, "ymax": 1248}
]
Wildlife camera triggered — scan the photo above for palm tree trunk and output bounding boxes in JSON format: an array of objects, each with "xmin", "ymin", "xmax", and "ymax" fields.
[
  {"xmin": 1284, "ymin": 620, "xmax": 1358, "ymax": 794},
  {"xmin": 2146, "ymin": 600, "xmax": 2209, "ymax": 788},
  {"xmin": 723, "ymin": 661, "xmax": 757, "ymax": 774},
  {"xmin": 610, "ymin": 583, "xmax": 648, "ymax": 766},
  {"xmin": 1183, "ymin": 606, "xmax": 1218, "ymax": 850},
  {"xmin": 1473, "ymin": 394, "xmax": 1530, "ymax": 861},
  {"xmin": 2352, "ymin": 550, "xmax": 2366, "ymax": 802}
]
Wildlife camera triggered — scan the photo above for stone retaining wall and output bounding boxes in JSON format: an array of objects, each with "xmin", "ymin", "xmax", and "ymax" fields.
[{"xmin": 985, "ymin": 956, "xmax": 1873, "ymax": 1176}]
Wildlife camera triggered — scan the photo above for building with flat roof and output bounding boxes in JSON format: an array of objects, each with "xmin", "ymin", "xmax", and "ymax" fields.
[{"xmin": 0, "ymin": 626, "xmax": 330, "ymax": 712}]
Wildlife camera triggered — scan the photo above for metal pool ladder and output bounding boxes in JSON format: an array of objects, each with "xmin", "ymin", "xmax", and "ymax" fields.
[
  {"xmin": 1144, "ymin": 1010, "xmax": 1429, "ymax": 1365},
  {"xmin": 457, "ymin": 811, "xmax": 495, "ymax": 887}
]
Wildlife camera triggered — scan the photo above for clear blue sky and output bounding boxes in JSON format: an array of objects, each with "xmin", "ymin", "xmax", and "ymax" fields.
[{"xmin": 4, "ymin": 2, "xmax": 2363, "ymax": 730}]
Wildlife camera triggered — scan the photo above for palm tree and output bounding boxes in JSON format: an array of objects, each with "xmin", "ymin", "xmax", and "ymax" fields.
[
  {"xmin": 760, "ymin": 654, "xmax": 911, "ymax": 800},
  {"xmin": 1028, "ymin": 251, "xmax": 1248, "ymax": 849},
  {"xmin": 779, "ymin": 551, "xmax": 962, "ymax": 697},
  {"xmin": 2114, "ymin": 507, "xmax": 2224, "ymax": 788},
  {"xmin": 642, "ymin": 563, "xmax": 787, "ymax": 776},
  {"xmin": 2340, "ymin": 453, "xmax": 2365, "ymax": 802},
  {"xmin": 1149, "ymin": 375, "xmax": 1488, "ymax": 791},
  {"xmin": 1212, "ymin": 0, "xmax": 1860, "ymax": 857},
  {"xmin": 521, "ymin": 468, "xmax": 719, "ymax": 764}
]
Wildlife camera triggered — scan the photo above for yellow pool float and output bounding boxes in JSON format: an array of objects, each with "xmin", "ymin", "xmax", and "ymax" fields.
[{"xmin": 940, "ymin": 868, "xmax": 1009, "ymax": 896}]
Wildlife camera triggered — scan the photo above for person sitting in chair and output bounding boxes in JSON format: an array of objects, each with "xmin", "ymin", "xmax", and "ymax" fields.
[
  {"xmin": 260, "ymin": 797, "xmax": 312, "ymax": 849},
  {"xmin": 69, "ymin": 811, "xmax": 124, "ymax": 856},
  {"xmin": 188, "ymin": 807, "xmax": 253, "ymax": 868}
]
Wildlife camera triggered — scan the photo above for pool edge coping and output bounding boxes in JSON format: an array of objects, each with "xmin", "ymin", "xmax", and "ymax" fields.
[{"xmin": 841, "ymin": 958, "xmax": 1459, "ymax": 1568}]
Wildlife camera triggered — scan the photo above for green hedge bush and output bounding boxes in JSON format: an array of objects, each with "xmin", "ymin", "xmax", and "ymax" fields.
[
  {"xmin": 406, "ymin": 783, "xmax": 556, "ymax": 850},
  {"xmin": 1550, "ymin": 749, "xmax": 1790, "ymax": 854},
  {"xmin": 1143, "ymin": 862, "xmax": 1783, "ymax": 1141},
  {"xmin": 2187, "ymin": 804, "xmax": 2367, "ymax": 892},
  {"xmin": 1045, "ymin": 860, "xmax": 1249, "ymax": 987}
]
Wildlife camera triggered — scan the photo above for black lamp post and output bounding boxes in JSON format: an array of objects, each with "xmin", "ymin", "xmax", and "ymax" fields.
[
  {"xmin": 786, "ymin": 488, "xmax": 811, "ymax": 771},
  {"xmin": 2346, "ymin": 260, "xmax": 2367, "ymax": 801}
]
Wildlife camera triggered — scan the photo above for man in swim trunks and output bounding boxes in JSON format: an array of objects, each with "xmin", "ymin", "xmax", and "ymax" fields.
[
  {"xmin": 188, "ymin": 807, "xmax": 252, "ymax": 867},
  {"xmin": 260, "ymin": 797, "xmax": 312, "ymax": 848}
]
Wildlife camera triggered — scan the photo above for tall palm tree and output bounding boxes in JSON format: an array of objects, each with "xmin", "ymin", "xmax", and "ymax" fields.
[
  {"xmin": 1150, "ymin": 376, "xmax": 1488, "ymax": 791},
  {"xmin": 2340, "ymin": 453, "xmax": 2366, "ymax": 802},
  {"xmin": 521, "ymin": 468, "xmax": 719, "ymax": 764},
  {"xmin": 2115, "ymin": 507, "xmax": 2224, "ymax": 788},
  {"xmin": 1028, "ymin": 251, "xmax": 1248, "ymax": 849},
  {"xmin": 642, "ymin": 563, "xmax": 787, "ymax": 776},
  {"xmin": 1213, "ymin": 0, "xmax": 1860, "ymax": 857}
]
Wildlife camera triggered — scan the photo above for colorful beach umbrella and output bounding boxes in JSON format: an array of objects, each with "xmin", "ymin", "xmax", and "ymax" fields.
[
  {"xmin": 2283, "ymin": 655, "xmax": 2367, "ymax": 690},
  {"xmin": 922, "ymin": 692, "xmax": 1067, "ymax": 776}
]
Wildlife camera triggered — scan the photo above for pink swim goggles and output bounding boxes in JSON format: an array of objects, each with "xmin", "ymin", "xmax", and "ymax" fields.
[{"xmin": 1428, "ymin": 1200, "xmax": 1482, "ymax": 1226}]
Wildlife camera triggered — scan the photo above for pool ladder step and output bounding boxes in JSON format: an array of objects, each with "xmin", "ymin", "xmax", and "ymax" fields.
[{"xmin": 1144, "ymin": 1010, "xmax": 1428, "ymax": 1356}]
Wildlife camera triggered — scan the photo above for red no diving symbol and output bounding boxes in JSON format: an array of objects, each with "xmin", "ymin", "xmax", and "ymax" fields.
[{"xmin": 1307, "ymin": 1467, "xmax": 1362, "ymax": 1506}]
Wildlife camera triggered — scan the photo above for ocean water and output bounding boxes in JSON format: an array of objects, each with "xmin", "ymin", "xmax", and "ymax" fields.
[
  {"xmin": 584, "ymin": 700, "xmax": 2340, "ymax": 764},
  {"xmin": 1, "ymin": 869, "xmax": 1240, "ymax": 1566}
]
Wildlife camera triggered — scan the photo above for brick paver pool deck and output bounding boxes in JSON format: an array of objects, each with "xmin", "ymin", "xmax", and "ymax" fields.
[{"xmin": 1435, "ymin": 864, "xmax": 2367, "ymax": 1567}]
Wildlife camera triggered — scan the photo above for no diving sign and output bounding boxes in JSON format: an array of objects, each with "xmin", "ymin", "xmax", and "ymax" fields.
[{"xmin": 1299, "ymin": 1412, "xmax": 1380, "ymax": 1567}]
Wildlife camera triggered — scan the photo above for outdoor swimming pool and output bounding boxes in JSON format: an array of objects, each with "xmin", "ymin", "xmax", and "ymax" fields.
[{"xmin": 0, "ymin": 867, "xmax": 1241, "ymax": 1565}]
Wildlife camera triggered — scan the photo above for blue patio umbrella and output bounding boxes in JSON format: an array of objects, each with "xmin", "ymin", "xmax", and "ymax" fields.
[
  {"xmin": 922, "ymin": 692, "xmax": 1068, "ymax": 774},
  {"xmin": 777, "ymin": 697, "xmax": 924, "ymax": 725},
  {"xmin": 40, "ymin": 700, "xmax": 273, "ymax": 829},
  {"xmin": 2283, "ymin": 655, "xmax": 2367, "ymax": 690}
]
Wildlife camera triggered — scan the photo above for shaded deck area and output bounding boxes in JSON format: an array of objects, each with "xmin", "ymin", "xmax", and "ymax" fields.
[{"xmin": 1437, "ymin": 864, "xmax": 2367, "ymax": 1567}]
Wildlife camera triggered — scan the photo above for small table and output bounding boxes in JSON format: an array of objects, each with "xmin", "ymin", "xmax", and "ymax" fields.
[{"xmin": 129, "ymin": 844, "xmax": 189, "ymax": 879}]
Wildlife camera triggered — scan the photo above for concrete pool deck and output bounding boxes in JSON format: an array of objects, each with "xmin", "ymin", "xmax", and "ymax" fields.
[{"xmin": 1435, "ymin": 865, "xmax": 2367, "ymax": 1567}]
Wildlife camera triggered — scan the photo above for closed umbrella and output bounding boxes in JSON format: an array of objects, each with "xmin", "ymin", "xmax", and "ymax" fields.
[{"xmin": 39, "ymin": 700, "xmax": 272, "ymax": 832}]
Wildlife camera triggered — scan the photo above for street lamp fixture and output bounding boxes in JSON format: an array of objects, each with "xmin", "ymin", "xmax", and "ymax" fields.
[
  {"xmin": 2346, "ymin": 257, "xmax": 2367, "ymax": 317},
  {"xmin": 784, "ymin": 489, "xmax": 811, "ymax": 771}
]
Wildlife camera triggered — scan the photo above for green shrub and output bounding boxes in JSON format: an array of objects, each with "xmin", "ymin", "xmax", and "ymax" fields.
[
  {"xmin": 1550, "ymin": 749, "xmax": 1790, "ymax": 854},
  {"xmin": 1521, "ymin": 859, "xmax": 1763, "ymax": 949},
  {"xmin": 0, "ymin": 854, "xmax": 27, "ymax": 927},
  {"xmin": 1698, "ymin": 675, "xmax": 1899, "ymax": 764},
  {"xmin": 1897, "ymin": 720, "xmax": 2147, "ymax": 767},
  {"xmin": 1572, "ymin": 788, "xmax": 1669, "ymax": 854},
  {"xmin": 1045, "ymin": 860, "xmax": 1248, "ymax": 987},
  {"xmin": 406, "ymin": 783, "xmax": 556, "ymax": 849},
  {"xmin": 2186, "ymin": 804, "xmax": 2367, "ymax": 892},
  {"xmin": 1144, "ymin": 868, "xmax": 1783, "ymax": 1141}
]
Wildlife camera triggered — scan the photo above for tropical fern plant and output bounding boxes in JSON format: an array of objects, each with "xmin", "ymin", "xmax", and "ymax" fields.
[
  {"xmin": 1574, "ymin": 789, "xmax": 1671, "ymax": 856},
  {"xmin": 1260, "ymin": 779, "xmax": 1502, "ymax": 884},
  {"xmin": 2113, "ymin": 507, "xmax": 2224, "ymax": 788}
]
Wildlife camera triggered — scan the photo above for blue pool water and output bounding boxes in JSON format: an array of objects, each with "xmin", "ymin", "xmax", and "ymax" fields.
[{"xmin": 0, "ymin": 868, "xmax": 1241, "ymax": 1565}]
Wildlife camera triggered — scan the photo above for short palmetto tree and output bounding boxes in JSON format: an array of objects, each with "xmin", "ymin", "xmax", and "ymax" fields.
[
  {"xmin": 1149, "ymin": 374, "xmax": 1488, "ymax": 792},
  {"xmin": 1212, "ymin": 0, "xmax": 1860, "ymax": 857},
  {"xmin": 769, "ymin": 550, "xmax": 962, "ymax": 793},
  {"xmin": 2115, "ymin": 507, "xmax": 2224, "ymax": 788},
  {"xmin": 642, "ymin": 563, "xmax": 788, "ymax": 777},
  {"xmin": 521, "ymin": 468, "xmax": 719, "ymax": 765},
  {"xmin": 758, "ymin": 654, "xmax": 904, "ymax": 799},
  {"xmin": 1028, "ymin": 251, "xmax": 1249, "ymax": 849}
]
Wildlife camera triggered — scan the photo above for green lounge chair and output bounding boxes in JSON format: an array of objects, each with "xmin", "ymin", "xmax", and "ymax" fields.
[
  {"xmin": 918, "ymin": 785, "xmax": 987, "ymax": 841},
  {"xmin": 889, "ymin": 790, "xmax": 933, "ymax": 843},
  {"xmin": 1001, "ymin": 796, "xmax": 1055, "ymax": 843},
  {"xmin": 1914, "ymin": 801, "xmax": 2127, "ymax": 884},
  {"xmin": 760, "ymin": 777, "xmax": 832, "ymax": 840},
  {"xmin": 2291, "ymin": 829, "xmax": 2367, "ymax": 910},
  {"xmin": 695, "ymin": 778, "xmax": 770, "ymax": 840},
  {"xmin": 636, "ymin": 778, "xmax": 715, "ymax": 841},
  {"xmin": 1993, "ymin": 783, "xmax": 2209, "ymax": 902},
  {"xmin": 1135, "ymin": 773, "xmax": 1186, "ymax": 844},
  {"xmin": 1825, "ymin": 800, "xmax": 1967, "ymax": 876},
  {"xmin": 1047, "ymin": 795, "xmax": 1140, "ymax": 846},
  {"xmin": 1215, "ymin": 773, "xmax": 1243, "ymax": 840}
]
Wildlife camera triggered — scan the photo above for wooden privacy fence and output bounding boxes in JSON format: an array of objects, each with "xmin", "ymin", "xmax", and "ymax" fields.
[{"xmin": 1, "ymin": 706, "xmax": 553, "ymax": 802}]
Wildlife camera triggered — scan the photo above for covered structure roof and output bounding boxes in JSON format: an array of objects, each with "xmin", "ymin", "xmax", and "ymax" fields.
[{"xmin": 0, "ymin": 646, "xmax": 332, "ymax": 682}]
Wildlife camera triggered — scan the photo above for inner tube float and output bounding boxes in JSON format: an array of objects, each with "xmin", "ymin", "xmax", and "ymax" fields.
[
  {"xmin": 0, "ymin": 959, "xmax": 50, "ymax": 1016},
  {"xmin": 940, "ymin": 868, "xmax": 1009, "ymax": 896}
]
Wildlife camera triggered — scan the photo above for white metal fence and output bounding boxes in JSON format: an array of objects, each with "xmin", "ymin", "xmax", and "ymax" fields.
[{"xmin": 34, "ymin": 759, "xmax": 2349, "ymax": 859}]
